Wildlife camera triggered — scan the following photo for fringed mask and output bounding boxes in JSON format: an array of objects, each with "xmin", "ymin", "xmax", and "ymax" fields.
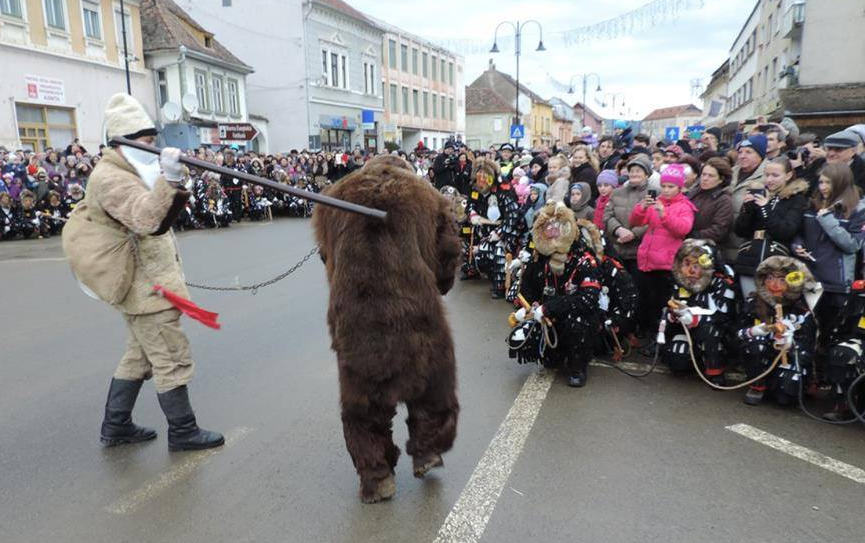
[
  {"xmin": 756, "ymin": 256, "xmax": 819, "ymax": 307},
  {"xmin": 672, "ymin": 239, "xmax": 717, "ymax": 294},
  {"xmin": 532, "ymin": 202, "xmax": 577, "ymax": 275}
]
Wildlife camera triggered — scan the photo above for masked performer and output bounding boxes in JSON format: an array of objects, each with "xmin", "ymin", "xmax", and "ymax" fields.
[
  {"xmin": 63, "ymin": 94, "xmax": 223, "ymax": 451},
  {"xmin": 660, "ymin": 240, "xmax": 737, "ymax": 384},
  {"xmin": 737, "ymin": 256, "xmax": 820, "ymax": 406},
  {"xmin": 510, "ymin": 202, "xmax": 601, "ymax": 387},
  {"xmin": 312, "ymin": 155, "xmax": 461, "ymax": 504},
  {"xmin": 463, "ymin": 158, "xmax": 520, "ymax": 298}
]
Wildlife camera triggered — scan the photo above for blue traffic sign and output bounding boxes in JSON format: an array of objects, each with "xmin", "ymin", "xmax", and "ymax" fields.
[
  {"xmin": 665, "ymin": 126, "xmax": 680, "ymax": 141},
  {"xmin": 510, "ymin": 124, "xmax": 525, "ymax": 140}
]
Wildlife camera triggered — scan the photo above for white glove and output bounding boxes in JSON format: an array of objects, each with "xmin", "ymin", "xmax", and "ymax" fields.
[
  {"xmin": 674, "ymin": 307, "xmax": 695, "ymax": 325},
  {"xmin": 159, "ymin": 147, "xmax": 183, "ymax": 182},
  {"xmin": 518, "ymin": 249, "xmax": 532, "ymax": 263},
  {"xmin": 774, "ymin": 331, "xmax": 794, "ymax": 350},
  {"xmin": 749, "ymin": 323, "xmax": 771, "ymax": 337},
  {"xmin": 31, "ymin": 217, "xmax": 40, "ymax": 225},
  {"xmin": 489, "ymin": 231, "xmax": 501, "ymax": 242},
  {"xmin": 532, "ymin": 306, "xmax": 545, "ymax": 322},
  {"xmin": 508, "ymin": 258, "xmax": 523, "ymax": 272},
  {"xmin": 514, "ymin": 308, "xmax": 528, "ymax": 322},
  {"xmin": 470, "ymin": 213, "xmax": 481, "ymax": 225}
]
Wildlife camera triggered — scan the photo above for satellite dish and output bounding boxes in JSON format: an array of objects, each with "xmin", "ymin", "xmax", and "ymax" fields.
[
  {"xmin": 162, "ymin": 101, "xmax": 182, "ymax": 122},
  {"xmin": 181, "ymin": 92, "xmax": 199, "ymax": 114}
]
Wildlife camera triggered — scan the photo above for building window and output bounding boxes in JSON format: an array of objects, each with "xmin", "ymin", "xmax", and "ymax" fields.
[
  {"xmin": 157, "ymin": 69, "xmax": 168, "ymax": 106},
  {"xmin": 330, "ymin": 52, "xmax": 339, "ymax": 87},
  {"xmin": 114, "ymin": 4, "xmax": 133, "ymax": 48},
  {"xmin": 1, "ymin": 0, "xmax": 23, "ymax": 18},
  {"xmin": 369, "ymin": 64, "xmax": 376, "ymax": 96},
  {"xmin": 222, "ymin": 0, "xmax": 231, "ymax": 6},
  {"xmin": 195, "ymin": 70, "xmax": 211, "ymax": 112},
  {"xmin": 212, "ymin": 75, "xmax": 225, "ymax": 113},
  {"xmin": 363, "ymin": 63, "xmax": 369, "ymax": 94},
  {"xmin": 388, "ymin": 39, "xmax": 396, "ymax": 69},
  {"xmin": 400, "ymin": 44, "xmax": 408, "ymax": 72},
  {"xmin": 45, "ymin": 0, "xmax": 65, "ymax": 29},
  {"xmin": 449, "ymin": 62, "xmax": 454, "ymax": 85},
  {"xmin": 412, "ymin": 90, "xmax": 419, "ymax": 117},
  {"xmin": 432, "ymin": 93, "xmax": 438, "ymax": 118},
  {"xmin": 440, "ymin": 59, "xmax": 446, "ymax": 82},
  {"xmin": 440, "ymin": 95, "xmax": 446, "ymax": 119},
  {"xmin": 433, "ymin": 137, "xmax": 437, "ymax": 149},
  {"xmin": 390, "ymin": 84, "xmax": 398, "ymax": 113},
  {"xmin": 402, "ymin": 86, "xmax": 409, "ymax": 115},
  {"xmin": 340, "ymin": 54, "xmax": 348, "ymax": 89},
  {"xmin": 449, "ymin": 98, "xmax": 454, "ymax": 121},
  {"xmin": 412, "ymin": 47, "xmax": 418, "ymax": 75},
  {"xmin": 15, "ymin": 103, "xmax": 77, "ymax": 152},
  {"xmin": 422, "ymin": 91, "xmax": 429, "ymax": 117},
  {"xmin": 321, "ymin": 50, "xmax": 328, "ymax": 81},
  {"xmin": 772, "ymin": 57, "xmax": 778, "ymax": 81},
  {"xmin": 422, "ymin": 52, "xmax": 428, "ymax": 77},
  {"xmin": 431, "ymin": 56, "xmax": 437, "ymax": 80},
  {"xmin": 204, "ymin": 35, "xmax": 213, "ymax": 48},
  {"xmin": 82, "ymin": 0, "xmax": 102, "ymax": 39},
  {"xmin": 227, "ymin": 78, "xmax": 240, "ymax": 116}
]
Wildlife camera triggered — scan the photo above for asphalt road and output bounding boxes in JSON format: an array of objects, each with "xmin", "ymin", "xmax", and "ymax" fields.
[{"xmin": 0, "ymin": 218, "xmax": 862, "ymax": 543}]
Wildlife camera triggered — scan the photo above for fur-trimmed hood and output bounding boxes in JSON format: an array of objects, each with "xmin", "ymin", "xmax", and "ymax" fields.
[
  {"xmin": 672, "ymin": 239, "xmax": 718, "ymax": 293},
  {"xmin": 755, "ymin": 255, "xmax": 821, "ymax": 307},
  {"xmin": 748, "ymin": 177, "xmax": 809, "ymax": 200}
]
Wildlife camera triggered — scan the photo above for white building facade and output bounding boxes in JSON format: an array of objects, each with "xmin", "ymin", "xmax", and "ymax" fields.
[{"xmin": 0, "ymin": 0, "xmax": 153, "ymax": 151}]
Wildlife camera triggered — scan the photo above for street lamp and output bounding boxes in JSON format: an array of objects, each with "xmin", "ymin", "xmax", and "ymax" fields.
[
  {"xmin": 567, "ymin": 73, "xmax": 602, "ymax": 128},
  {"xmin": 490, "ymin": 20, "xmax": 545, "ymax": 147}
]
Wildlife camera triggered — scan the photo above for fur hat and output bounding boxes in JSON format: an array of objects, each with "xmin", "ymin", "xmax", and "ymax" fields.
[
  {"xmin": 472, "ymin": 157, "xmax": 501, "ymax": 181},
  {"xmin": 532, "ymin": 201, "xmax": 577, "ymax": 275},
  {"xmin": 672, "ymin": 239, "xmax": 720, "ymax": 294},
  {"xmin": 104, "ymin": 93, "xmax": 157, "ymax": 141},
  {"xmin": 755, "ymin": 256, "xmax": 820, "ymax": 308}
]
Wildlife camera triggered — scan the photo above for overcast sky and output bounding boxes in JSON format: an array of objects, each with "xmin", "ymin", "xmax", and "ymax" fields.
[{"xmin": 351, "ymin": 0, "xmax": 756, "ymax": 122}]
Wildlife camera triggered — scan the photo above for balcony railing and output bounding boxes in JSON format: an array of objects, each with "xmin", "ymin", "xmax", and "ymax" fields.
[{"xmin": 783, "ymin": 1, "xmax": 806, "ymax": 39}]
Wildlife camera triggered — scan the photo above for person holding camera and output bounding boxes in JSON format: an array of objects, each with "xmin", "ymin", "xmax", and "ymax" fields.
[
  {"xmin": 432, "ymin": 142, "xmax": 457, "ymax": 190},
  {"xmin": 733, "ymin": 156, "xmax": 808, "ymax": 298}
]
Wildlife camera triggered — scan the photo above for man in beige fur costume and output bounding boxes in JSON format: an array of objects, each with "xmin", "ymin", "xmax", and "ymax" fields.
[{"xmin": 64, "ymin": 94, "xmax": 223, "ymax": 451}]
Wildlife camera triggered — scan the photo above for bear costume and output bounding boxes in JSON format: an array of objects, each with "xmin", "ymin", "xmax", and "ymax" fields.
[{"xmin": 311, "ymin": 154, "xmax": 461, "ymax": 504}]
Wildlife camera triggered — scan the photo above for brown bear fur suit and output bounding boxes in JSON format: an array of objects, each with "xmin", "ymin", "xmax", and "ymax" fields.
[{"xmin": 311, "ymin": 155, "xmax": 461, "ymax": 496}]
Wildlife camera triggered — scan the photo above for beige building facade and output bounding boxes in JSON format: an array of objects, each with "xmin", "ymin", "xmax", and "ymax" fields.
[{"xmin": 0, "ymin": 0, "xmax": 153, "ymax": 151}]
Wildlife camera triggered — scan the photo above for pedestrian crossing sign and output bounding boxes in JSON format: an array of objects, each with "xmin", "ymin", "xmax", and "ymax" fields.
[{"xmin": 510, "ymin": 124, "xmax": 525, "ymax": 140}]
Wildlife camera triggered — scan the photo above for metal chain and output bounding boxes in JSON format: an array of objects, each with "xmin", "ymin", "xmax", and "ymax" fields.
[{"xmin": 184, "ymin": 245, "xmax": 320, "ymax": 295}]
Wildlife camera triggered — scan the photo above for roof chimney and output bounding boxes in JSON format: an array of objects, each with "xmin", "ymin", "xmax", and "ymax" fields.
[{"xmin": 488, "ymin": 59, "xmax": 495, "ymax": 71}]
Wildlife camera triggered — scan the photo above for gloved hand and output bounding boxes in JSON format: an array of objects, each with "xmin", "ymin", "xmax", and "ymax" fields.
[
  {"xmin": 489, "ymin": 231, "xmax": 501, "ymax": 242},
  {"xmin": 159, "ymin": 147, "xmax": 183, "ymax": 182},
  {"xmin": 774, "ymin": 331, "xmax": 794, "ymax": 350},
  {"xmin": 518, "ymin": 249, "xmax": 532, "ymax": 263},
  {"xmin": 749, "ymin": 323, "xmax": 771, "ymax": 337},
  {"xmin": 532, "ymin": 305, "xmax": 545, "ymax": 322},
  {"xmin": 514, "ymin": 308, "xmax": 528, "ymax": 322},
  {"xmin": 469, "ymin": 213, "xmax": 481, "ymax": 225},
  {"xmin": 31, "ymin": 217, "xmax": 40, "ymax": 225},
  {"xmin": 674, "ymin": 307, "xmax": 695, "ymax": 326}
]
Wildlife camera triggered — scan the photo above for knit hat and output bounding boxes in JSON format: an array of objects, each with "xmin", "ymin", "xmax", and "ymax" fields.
[
  {"xmin": 626, "ymin": 154, "xmax": 653, "ymax": 176},
  {"xmin": 596, "ymin": 169, "xmax": 619, "ymax": 187},
  {"xmin": 738, "ymin": 134, "xmax": 767, "ymax": 159},
  {"xmin": 705, "ymin": 127, "xmax": 722, "ymax": 141},
  {"xmin": 104, "ymin": 93, "xmax": 157, "ymax": 142},
  {"xmin": 660, "ymin": 164, "xmax": 686, "ymax": 188},
  {"xmin": 824, "ymin": 130, "xmax": 860, "ymax": 149},
  {"xmin": 664, "ymin": 145, "xmax": 684, "ymax": 158}
]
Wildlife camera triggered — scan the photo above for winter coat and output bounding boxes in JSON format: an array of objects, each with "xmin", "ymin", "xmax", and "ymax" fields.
[
  {"xmin": 732, "ymin": 178, "xmax": 808, "ymax": 276},
  {"xmin": 603, "ymin": 181, "xmax": 649, "ymax": 261},
  {"xmin": 793, "ymin": 202, "xmax": 865, "ymax": 294},
  {"xmin": 523, "ymin": 183, "xmax": 548, "ymax": 229},
  {"xmin": 723, "ymin": 160, "xmax": 766, "ymax": 263},
  {"xmin": 453, "ymin": 162, "xmax": 472, "ymax": 196},
  {"xmin": 687, "ymin": 184, "xmax": 734, "ymax": 244},
  {"xmin": 432, "ymin": 153, "xmax": 456, "ymax": 189},
  {"xmin": 629, "ymin": 193, "xmax": 697, "ymax": 272},
  {"xmin": 570, "ymin": 163, "xmax": 599, "ymax": 201},
  {"xmin": 593, "ymin": 194, "xmax": 611, "ymax": 230},
  {"xmin": 69, "ymin": 149, "xmax": 190, "ymax": 314},
  {"xmin": 545, "ymin": 167, "xmax": 571, "ymax": 204}
]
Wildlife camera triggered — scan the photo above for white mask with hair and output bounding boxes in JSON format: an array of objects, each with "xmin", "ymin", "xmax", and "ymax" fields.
[{"xmin": 120, "ymin": 145, "xmax": 161, "ymax": 190}]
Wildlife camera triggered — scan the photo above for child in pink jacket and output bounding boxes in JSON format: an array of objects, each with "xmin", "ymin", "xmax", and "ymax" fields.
[{"xmin": 628, "ymin": 164, "xmax": 697, "ymax": 341}]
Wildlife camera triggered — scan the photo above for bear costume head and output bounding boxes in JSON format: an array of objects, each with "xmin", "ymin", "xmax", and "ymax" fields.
[{"xmin": 532, "ymin": 201, "xmax": 577, "ymax": 275}]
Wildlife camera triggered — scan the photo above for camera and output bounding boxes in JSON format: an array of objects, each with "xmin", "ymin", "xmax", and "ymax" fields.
[{"xmin": 748, "ymin": 188, "xmax": 766, "ymax": 197}]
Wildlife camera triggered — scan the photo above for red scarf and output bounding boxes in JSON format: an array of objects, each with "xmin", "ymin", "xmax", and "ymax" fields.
[{"xmin": 593, "ymin": 194, "xmax": 611, "ymax": 229}]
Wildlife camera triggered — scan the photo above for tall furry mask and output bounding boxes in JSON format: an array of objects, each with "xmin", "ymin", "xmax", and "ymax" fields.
[
  {"xmin": 672, "ymin": 239, "xmax": 718, "ymax": 294},
  {"xmin": 532, "ymin": 202, "xmax": 577, "ymax": 275},
  {"xmin": 755, "ymin": 256, "xmax": 822, "ymax": 309}
]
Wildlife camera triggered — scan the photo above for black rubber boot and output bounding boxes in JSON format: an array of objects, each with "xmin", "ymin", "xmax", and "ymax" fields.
[
  {"xmin": 157, "ymin": 386, "xmax": 224, "ymax": 452},
  {"xmin": 100, "ymin": 378, "xmax": 157, "ymax": 447}
]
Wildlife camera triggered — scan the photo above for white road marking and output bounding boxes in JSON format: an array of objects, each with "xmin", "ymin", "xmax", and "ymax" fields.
[
  {"xmin": 105, "ymin": 426, "xmax": 254, "ymax": 515},
  {"xmin": 433, "ymin": 371, "xmax": 553, "ymax": 543},
  {"xmin": 0, "ymin": 256, "xmax": 67, "ymax": 264},
  {"xmin": 726, "ymin": 423, "xmax": 865, "ymax": 484}
]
